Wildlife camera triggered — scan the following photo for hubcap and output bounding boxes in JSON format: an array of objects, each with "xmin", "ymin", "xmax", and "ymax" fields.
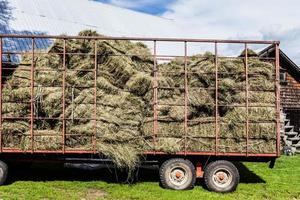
[
  {"xmin": 169, "ymin": 167, "xmax": 188, "ymax": 186},
  {"xmin": 212, "ymin": 168, "xmax": 233, "ymax": 188}
]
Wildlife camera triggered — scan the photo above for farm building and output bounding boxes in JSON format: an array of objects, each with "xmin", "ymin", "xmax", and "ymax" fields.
[{"xmin": 259, "ymin": 46, "xmax": 300, "ymax": 153}]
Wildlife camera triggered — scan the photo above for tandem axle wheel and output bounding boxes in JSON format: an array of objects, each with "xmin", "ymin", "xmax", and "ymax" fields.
[{"xmin": 159, "ymin": 158, "xmax": 239, "ymax": 192}]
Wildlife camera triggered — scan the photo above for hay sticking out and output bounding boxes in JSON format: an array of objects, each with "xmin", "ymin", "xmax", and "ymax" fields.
[
  {"xmin": 2, "ymin": 30, "xmax": 277, "ymax": 169},
  {"xmin": 96, "ymin": 142, "xmax": 141, "ymax": 170}
]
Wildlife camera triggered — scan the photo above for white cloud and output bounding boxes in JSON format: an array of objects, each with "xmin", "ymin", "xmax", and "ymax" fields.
[{"xmin": 161, "ymin": 0, "xmax": 300, "ymax": 63}]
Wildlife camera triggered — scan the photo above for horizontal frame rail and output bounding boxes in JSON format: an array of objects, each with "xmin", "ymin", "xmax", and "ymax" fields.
[{"xmin": 0, "ymin": 34, "xmax": 280, "ymax": 44}]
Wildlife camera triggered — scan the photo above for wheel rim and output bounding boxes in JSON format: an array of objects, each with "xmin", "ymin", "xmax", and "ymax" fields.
[
  {"xmin": 168, "ymin": 166, "xmax": 189, "ymax": 186},
  {"xmin": 212, "ymin": 168, "xmax": 233, "ymax": 188}
]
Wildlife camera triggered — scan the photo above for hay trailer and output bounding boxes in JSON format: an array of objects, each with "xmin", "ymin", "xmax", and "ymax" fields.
[{"xmin": 0, "ymin": 34, "xmax": 280, "ymax": 192}]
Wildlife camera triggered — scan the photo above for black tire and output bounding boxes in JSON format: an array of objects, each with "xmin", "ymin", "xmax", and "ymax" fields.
[
  {"xmin": 159, "ymin": 158, "xmax": 196, "ymax": 190},
  {"xmin": 0, "ymin": 160, "xmax": 8, "ymax": 185},
  {"xmin": 204, "ymin": 160, "xmax": 239, "ymax": 193}
]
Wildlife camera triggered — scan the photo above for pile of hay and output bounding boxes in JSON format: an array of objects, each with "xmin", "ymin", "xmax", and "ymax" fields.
[{"xmin": 2, "ymin": 30, "xmax": 277, "ymax": 169}]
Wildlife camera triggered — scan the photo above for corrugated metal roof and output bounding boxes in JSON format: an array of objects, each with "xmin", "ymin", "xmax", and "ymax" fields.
[
  {"xmin": 2, "ymin": 0, "xmax": 179, "ymax": 36},
  {"xmin": 0, "ymin": 0, "xmax": 181, "ymax": 62}
]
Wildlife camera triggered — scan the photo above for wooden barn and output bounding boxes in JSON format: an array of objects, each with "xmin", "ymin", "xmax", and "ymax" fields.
[{"xmin": 260, "ymin": 46, "xmax": 300, "ymax": 154}]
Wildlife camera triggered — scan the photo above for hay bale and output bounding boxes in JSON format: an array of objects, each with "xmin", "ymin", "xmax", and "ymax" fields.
[
  {"xmin": 143, "ymin": 120, "xmax": 184, "ymax": 137},
  {"xmin": 218, "ymin": 138, "xmax": 246, "ymax": 153},
  {"xmin": 219, "ymin": 122, "xmax": 245, "ymax": 138},
  {"xmin": 232, "ymin": 91, "xmax": 275, "ymax": 105},
  {"xmin": 188, "ymin": 88, "xmax": 214, "ymax": 107},
  {"xmin": 225, "ymin": 107, "xmax": 276, "ymax": 123},
  {"xmin": 126, "ymin": 73, "xmax": 152, "ymax": 96},
  {"xmin": 219, "ymin": 58, "xmax": 245, "ymax": 74},
  {"xmin": 153, "ymin": 137, "xmax": 182, "ymax": 153},
  {"xmin": 239, "ymin": 48, "xmax": 258, "ymax": 57},
  {"xmin": 185, "ymin": 137, "xmax": 215, "ymax": 152},
  {"xmin": 249, "ymin": 123, "xmax": 276, "ymax": 139},
  {"xmin": 2, "ymin": 120, "xmax": 29, "ymax": 135},
  {"xmin": 248, "ymin": 139, "xmax": 276, "ymax": 153}
]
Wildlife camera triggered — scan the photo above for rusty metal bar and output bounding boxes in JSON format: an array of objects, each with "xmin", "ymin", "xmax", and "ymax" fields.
[
  {"xmin": 30, "ymin": 38, "xmax": 35, "ymax": 153},
  {"xmin": 245, "ymin": 44, "xmax": 249, "ymax": 156},
  {"xmin": 144, "ymin": 151, "xmax": 278, "ymax": 157},
  {"xmin": 0, "ymin": 52, "xmax": 273, "ymax": 60},
  {"xmin": 275, "ymin": 44, "xmax": 281, "ymax": 157},
  {"xmin": 0, "ymin": 34, "xmax": 280, "ymax": 44},
  {"xmin": 0, "ymin": 148, "xmax": 278, "ymax": 157},
  {"xmin": 157, "ymin": 103, "xmax": 275, "ymax": 108},
  {"xmin": 214, "ymin": 42, "xmax": 219, "ymax": 155},
  {"xmin": 62, "ymin": 39, "xmax": 66, "ymax": 154},
  {"xmin": 0, "ymin": 37, "xmax": 2, "ymax": 152},
  {"xmin": 1, "ymin": 51, "xmax": 276, "ymax": 61},
  {"xmin": 2, "ymin": 85, "xmax": 94, "ymax": 89},
  {"xmin": 153, "ymin": 41, "xmax": 158, "ymax": 153},
  {"xmin": 158, "ymin": 86, "xmax": 185, "ymax": 90},
  {"xmin": 93, "ymin": 40, "xmax": 98, "ymax": 153},
  {"xmin": 184, "ymin": 41, "xmax": 188, "ymax": 155},
  {"xmin": 1, "ymin": 116, "xmax": 276, "ymax": 123}
]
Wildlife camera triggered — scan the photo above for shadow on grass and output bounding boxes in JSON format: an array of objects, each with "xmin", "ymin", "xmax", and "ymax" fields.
[
  {"xmin": 6, "ymin": 163, "xmax": 160, "ymax": 185},
  {"xmin": 234, "ymin": 162, "xmax": 265, "ymax": 183},
  {"xmin": 6, "ymin": 162, "xmax": 265, "ymax": 185}
]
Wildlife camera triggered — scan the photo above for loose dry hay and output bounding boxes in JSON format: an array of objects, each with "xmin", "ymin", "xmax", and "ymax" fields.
[
  {"xmin": 96, "ymin": 142, "xmax": 141, "ymax": 170},
  {"xmin": 1, "ymin": 30, "xmax": 277, "ymax": 169}
]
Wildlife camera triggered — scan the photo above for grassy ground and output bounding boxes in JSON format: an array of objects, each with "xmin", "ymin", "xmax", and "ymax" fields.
[{"xmin": 0, "ymin": 155, "xmax": 299, "ymax": 200}]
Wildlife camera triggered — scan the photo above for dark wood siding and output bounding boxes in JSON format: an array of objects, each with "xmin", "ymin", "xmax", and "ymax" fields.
[
  {"xmin": 288, "ymin": 111, "xmax": 300, "ymax": 133},
  {"xmin": 281, "ymin": 66, "xmax": 300, "ymax": 132},
  {"xmin": 281, "ymin": 71, "xmax": 300, "ymax": 109}
]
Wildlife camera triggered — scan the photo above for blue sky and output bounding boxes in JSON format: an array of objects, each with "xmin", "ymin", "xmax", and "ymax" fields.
[
  {"xmin": 96, "ymin": 0, "xmax": 300, "ymax": 65},
  {"xmin": 96, "ymin": 0, "xmax": 176, "ymax": 15}
]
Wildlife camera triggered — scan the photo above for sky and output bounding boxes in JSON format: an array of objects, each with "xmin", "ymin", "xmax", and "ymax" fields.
[
  {"xmin": 96, "ymin": 0, "xmax": 300, "ymax": 65},
  {"xmin": 96, "ymin": 0, "xmax": 176, "ymax": 15}
]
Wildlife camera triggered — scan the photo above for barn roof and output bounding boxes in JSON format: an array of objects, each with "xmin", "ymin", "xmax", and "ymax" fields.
[
  {"xmin": 0, "ymin": 0, "xmax": 180, "ymax": 58},
  {"xmin": 259, "ymin": 45, "xmax": 300, "ymax": 76},
  {"xmin": 1, "ymin": 0, "xmax": 179, "ymax": 37}
]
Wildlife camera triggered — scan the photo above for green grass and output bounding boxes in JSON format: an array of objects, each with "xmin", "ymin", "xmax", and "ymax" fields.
[{"xmin": 0, "ymin": 155, "xmax": 299, "ymax": 200}]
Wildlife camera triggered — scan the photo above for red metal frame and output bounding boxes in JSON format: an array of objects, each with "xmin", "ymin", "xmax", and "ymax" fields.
[
  {"xmin": 0, "ymin": 34, "xmax": 280, "ymax": 158},
  {"xmin": 153, "ymin": 41, "xmax": 158, "ymax": 153},
  {"xmin": 62, "ymin": 39, "xmax": 66, "ymax": 154},
  {"xmin": 184, "ymin": 41, "xmax": 188, "ymax": 155},
  {"xmin": 214, "ymin": 42, "xmax": 219, "ymax": 155},
  {"xmin": 275, "ymin": 44, "xmax": 281, "ymax": 157},
  {"xmin": 245, "ymin": 44, "xmax": 249, "ymax": 156},
  {"xmin": 0, "ymin": 37, "xmax": 2, "ymax": 153},
  {"xmin": 30, "ymin": 38, "xmax": 35, "ymax": 153},
  {"xmin": 93, "ymin": 40, "xmax": 98, "ymax": 154},
  {"xmin": 0, "ymin": 34, "xmax": 279, "ymax": 44}
]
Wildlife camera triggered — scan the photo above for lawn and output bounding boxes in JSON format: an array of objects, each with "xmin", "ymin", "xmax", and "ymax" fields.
[{"xmin": 0, "ymin": 155, "xmax": 299, "ymax": 200}]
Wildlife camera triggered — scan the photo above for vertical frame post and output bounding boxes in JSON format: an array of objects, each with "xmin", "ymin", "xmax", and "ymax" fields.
[
  {"xmin": 153, "ymin": 41, "xmax": 157, "ymax": 153},
  {"xmin": 30, "ymin": 38, "xmax": 35, "ymax": 153},
  {"xmin": 62, "ymin": 39, "xmax": 66, "ymax": 153},
  {"xmin": 93, "ymin": 40, "xmax": 98, "ymax": 153},
  {"xmin": 214, "ymin": 42, "xmax": 219, "ymax": 155},
  {"xmin": 0, "ymin": 37, "xmax": 2, "ymax": 152},
  {"xmin": 275, "ymin": 43, "xmax": 281, "ymax": 157},
  {"xmin": 184, "ymin": 41, "xmax": 188, "ymax": 155},
  {"xmin": 245, "ymin": 44, "xmax": 249, "ymax": 156}
]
